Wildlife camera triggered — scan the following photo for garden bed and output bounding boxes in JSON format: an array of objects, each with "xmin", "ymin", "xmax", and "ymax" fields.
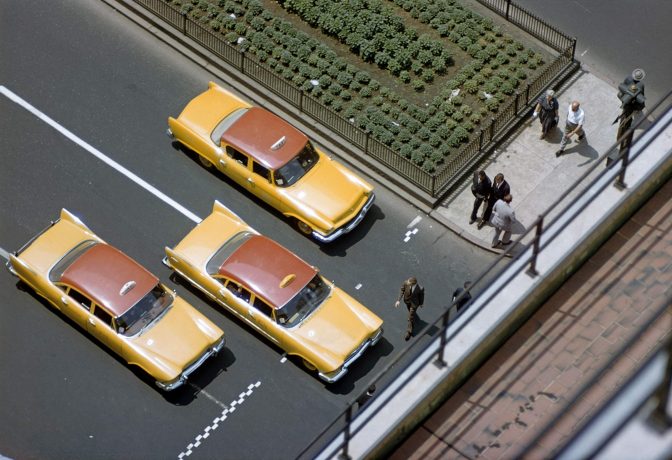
[{"xmin": 168, "ymin": 0, "xmax": 549, "ymax": 173}]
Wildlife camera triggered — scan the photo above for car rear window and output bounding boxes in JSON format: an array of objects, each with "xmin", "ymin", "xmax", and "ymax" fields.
[
  {"xmin": 49, "ymin": 240, "xmax": 98, "ymax": 282},
  {"xmin": 211, "ymin": 107, "xmax": 249, "ymax": 145},
  {"xmin": 205, "ymin": 231, "xmax": 254, "ymax": 275}
]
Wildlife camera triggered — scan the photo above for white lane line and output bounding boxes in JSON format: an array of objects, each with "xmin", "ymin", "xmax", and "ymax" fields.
[
  {"xmin": 280, "ymin": 353, "xmax": 288, "ymax": 363},
  {"xmin": 0, "ymin": 247, "xmax": 9, "ymax": 262},
  {"xmin": 581, "ymin": 48, "xmax": 589, "ymax": 56},
  {"xmin": 0, "ymin": 86, "xmax": 201, "ymax": 224},
  {"xmin": 407, "ymin": 216, "xmax": 422, "ymax": 228},
  {"xmin": 178, "ymin": 381, "xmax": 261, "ymax": 459},
  {"xmin": 355, "ymin": 283, "xmax": 362, "ymax": 290}
]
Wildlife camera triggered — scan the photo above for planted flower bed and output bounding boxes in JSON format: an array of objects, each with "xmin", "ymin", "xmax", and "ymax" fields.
[{"xmin": 168, "ymin": 0, "xmax": 546, "ymax": 173}]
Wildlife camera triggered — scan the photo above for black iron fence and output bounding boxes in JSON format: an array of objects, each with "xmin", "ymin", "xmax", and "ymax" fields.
[
  {"xmin": 131, "ymin": 0, "xmax": 575, "ymax": 198},
  {"xmin": 475, "ymin": 0, "xmax": 576, "ymax": 53},
  {"xmin": 296, "ymin": 90, "xmax": 672, "ymax": 459}
]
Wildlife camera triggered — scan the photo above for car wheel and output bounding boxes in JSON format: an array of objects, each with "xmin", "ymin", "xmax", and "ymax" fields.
[
  {"xmin": 302, "ymin": 358, "xmax": 317, "ymax": 372},
  {"xmin": 199, "ymin": 155, "xmax": 214, "ymax": 169},
  {"xmin": 296, "ymin": 220, "xmax": 313, "ymax": 236}
]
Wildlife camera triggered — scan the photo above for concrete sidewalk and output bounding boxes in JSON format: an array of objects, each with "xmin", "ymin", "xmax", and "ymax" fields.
[{"xmin": 431, "ymin": 69, "xmax": 637, "ymax": 254}]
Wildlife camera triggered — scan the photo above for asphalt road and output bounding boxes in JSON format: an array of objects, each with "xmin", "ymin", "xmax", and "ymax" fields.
[
  {"xmin": 514, "ymin": 0, "xmax": 672, "ymax": 107},
  {"xmin": 0, "ymin": 1, "xmax": 494, "ymax": 458}
]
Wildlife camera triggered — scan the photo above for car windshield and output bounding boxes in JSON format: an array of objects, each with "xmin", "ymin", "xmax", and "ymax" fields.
[
  {"xmin": 116, "ymin": 284, "xmax": 173, "ymax": 336},
  {"xmin": 274, "ymin": 141, "xmax": 319, "ymax": 187},
  {"xmin": 276, "ymin": 274, "xmax": 330, "ymax": 327}
]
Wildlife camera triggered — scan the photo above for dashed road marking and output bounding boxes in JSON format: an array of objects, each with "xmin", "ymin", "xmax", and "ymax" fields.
[
  {"xmin": 581, "ymin": 48, "xmax": 589, "ymax": 56},
  {"xmin": 407, "ymin": 216, "xmax": 422, "ymax": 228},
  {"xmin": 178, "ymin": 381, "xmax": 261, "ymax": 459},
  {"xmin": 355, "ymin": 283, "xmax": 362, "ymax": 290},
  {"xmin": 403, "ymin": 227, "xmax": 419, "ymax": 243},
  {"xmin": 0, "ymin": 85, "xmax": 201, "ymax": 224},
  {"xmin": 0, "ymin": 247, "xmax": 9, "ymax": 262},
  {"xmin": 280, "ymin": 353, "xmax": 288, "ymax": 363}
]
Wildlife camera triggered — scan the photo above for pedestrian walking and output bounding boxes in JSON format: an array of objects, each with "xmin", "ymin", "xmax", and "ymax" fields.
[
  {"xmin": 491, "ymin": 194, "xmax": 515, "ymax": 248},
  {"xmin": 479, "ymin": 173, "xmax": 510, "ymax": 229},
  {"xmin": 556, "ymin": 101, "xmax": 585, "ymax": 156},
  {"xmin": 470, "ymin": 170, "xmax": 492, "ymax": 225},
  {"xmin": 395, "ymin": 276, "xmax": 424, "ymax": 341},
  {"xmin": 452, "ymin": 281, "xmax": 472, "ymax": 313},
  {"xmin": 532, "ymin": 89, "xmax": 559, "ymax": 139}
]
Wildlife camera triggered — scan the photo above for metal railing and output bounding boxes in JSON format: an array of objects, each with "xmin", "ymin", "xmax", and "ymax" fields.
[
  {"xmin": 297, "ymin": 90, "xmax": 672, "ymax": 459},
  {"xmin": 475, "ymin": 0, "xmax": 576, "ymax": 53},
  {"xmin": 132, "ymin": 0, "xmax": 576, "ymax": 198}
]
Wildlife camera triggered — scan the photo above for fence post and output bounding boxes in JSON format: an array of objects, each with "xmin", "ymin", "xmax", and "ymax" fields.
[
  {"xmin": 338, "ymin": 405, "xmax": 353, "ymax": 460},
  {"xmin": 299, "ymin": 90, "xmax": 304, "ymax": 113},
  {"xmin": 239, "ymin": 51, "xmax": 245, "ymax": 73},
  {"xmin": 181, "ymin": 12, "xmax": 187, "ymax": 35},
  {"xmin": 526, "ymin": 215, "xmax": 544, "ymax": 277},
  {"xmin": 365, "ymin": 132, "xmax": 370, "ymax": 156},
  {"xmin": 505, "ymin": 0, "xmax": 511, "ymax": 20},
  {"xmin": 570, "ymin": 37, "xmax": 577, "ymax": 60},
  {"xmin": 434, "ymin": 309, "xmax": 450, "ymax": 368}
]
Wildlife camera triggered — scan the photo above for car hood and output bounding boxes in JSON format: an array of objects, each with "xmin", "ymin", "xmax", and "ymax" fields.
[
  {"xmin": 285, "ymin": 159, "xmax": 370, "ymax": 225},
  {"xmin": 293, "ymin": 288, "xmax": 382, "ymax": 365},
  {"xmin": 129, "ymin": 297, "xmax": 222, "ymax": 373}
]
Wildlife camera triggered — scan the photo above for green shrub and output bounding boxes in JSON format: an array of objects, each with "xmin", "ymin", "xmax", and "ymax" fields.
[
  {"xmin": 412, "ymin": 79, "xmax": 425, "ymax": 92},
  {"xmin": 422, "ymin": 159, "xmax": 435, "ymax": 172},
  {"xmin": 399, "ymin": 71, "xmax": 411, "ymax": 83},
  {"xmin": 400, "ymin": 144, "xmax": 413, "ymax": 158},
  {"xmin": 486, "ymin": 98, "xmax": 499, "ymax": 112},
  {"xmin": 422, "ymin": 69, "xmax": 435, "ymax": 83}
]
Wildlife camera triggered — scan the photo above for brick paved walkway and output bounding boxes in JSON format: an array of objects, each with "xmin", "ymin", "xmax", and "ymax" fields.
[{"xmin": 391, "ymin": 178, "xmax": 672, "ymax": 460}]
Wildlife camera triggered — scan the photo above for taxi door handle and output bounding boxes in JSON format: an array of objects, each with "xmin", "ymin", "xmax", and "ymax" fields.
[
  {"xmin": 88, "ymin": 318, "xmax": 96, "ymax": 326},
  {"xmin": 247, "ymin": 177, "xmax": 255, "ymax": 186}
]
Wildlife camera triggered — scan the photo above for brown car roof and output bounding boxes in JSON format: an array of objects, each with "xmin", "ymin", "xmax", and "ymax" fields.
[
  {"xmin": 221, "ymin": 107, "xmax": 308, "ymax": 170},
  {"xmin": 217, "ymin": 235, "xmax": 317, "ymax": 308},
  {"xmin": 60, "ymin": 244, "xmax": 159, "ymax": 317}
]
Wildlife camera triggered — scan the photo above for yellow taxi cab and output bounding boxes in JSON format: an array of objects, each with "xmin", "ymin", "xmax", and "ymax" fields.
[
  {"xmin": 164, "ymin": 201, "xmax": 383, "ymax": 382},
  {"xmin": 168, "ymin": 82, "xmax": 375, "ymax": 242},
  {"xmin": 6, "ymin": 209, "xmax": 225, "ymax": 391}
]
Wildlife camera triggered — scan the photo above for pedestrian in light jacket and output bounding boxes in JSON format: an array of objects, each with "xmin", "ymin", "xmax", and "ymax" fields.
[{"xmin": 491, "ymin": 194, "xmax": 515, "ymax": 248}]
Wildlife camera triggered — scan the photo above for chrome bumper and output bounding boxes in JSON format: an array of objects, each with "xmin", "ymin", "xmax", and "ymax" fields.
[
  {"xmin": 312, "ymin": 192, "xmax": 375, "ymax": 243},
  {"xmin": 156, "ymin": 335, "xmax": 225, "ymax": 391},
  {"xmin": 318, "ymin": 328, "xmax": 383, "ymax": 383}
]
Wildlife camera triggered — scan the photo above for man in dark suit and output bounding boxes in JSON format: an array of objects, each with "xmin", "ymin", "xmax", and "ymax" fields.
[
  {"xmin": 479, "ymin": 173, "xmax": 510, "ymax": 229},
  {"xmin": 452, "ymin": 281, "xmax": 472, "ymax": 313},
  {"xmin": 395, "ymin": 276, "xmax": 424, "ymax": 341},
  {"xmin": 470, "ymin": 170, "xmax": 492, "ymax": 225}
]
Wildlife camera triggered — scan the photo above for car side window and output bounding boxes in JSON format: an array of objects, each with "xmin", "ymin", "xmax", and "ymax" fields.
[
  {"xmin": 252, "ymin": 161, "xmax": 271, "ymax": 182},
  {"xmin": 68, "ymin": 288, "xmax": 92, "ymax": 310},
  {"xmin": 225, "ymin": 146, "xmax": 249, "ymax": 167},
  {"xmin": 226, "ymin": 280, "xmax": 251, "ymax": 303},
  {"xmin": 92, "ymin": 306, "xmax": 114, "ymax": 329},
  {"xmin": 253, "ymin": 296, "xmax": 273, "ymax": 318}
]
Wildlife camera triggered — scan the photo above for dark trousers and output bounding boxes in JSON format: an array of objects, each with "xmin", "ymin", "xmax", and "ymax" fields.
[
  {"xmin": 405, "ymin": 303, "xmax": 418, "ymax": 337},
  {"xmin": 482, "ymin": 197, "xmax": 497, "ymax": 223},
  {"xmin": 471, "ymin": 196, "xmax": 486, "ymax": 221}
]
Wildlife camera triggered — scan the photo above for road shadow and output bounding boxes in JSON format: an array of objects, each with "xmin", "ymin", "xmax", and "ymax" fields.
[
  {"xmin": 320, "ymin": 204, "xmax": 385, "ymax": 257},
  {"xmin": 326, "ymin": 336, "xmax": 394, "ymax": 395}
]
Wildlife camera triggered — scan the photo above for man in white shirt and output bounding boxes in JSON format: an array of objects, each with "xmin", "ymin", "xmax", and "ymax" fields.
[{"xmin": 556, "ymin": 100, "xmax": 585, "ymax": 156}]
